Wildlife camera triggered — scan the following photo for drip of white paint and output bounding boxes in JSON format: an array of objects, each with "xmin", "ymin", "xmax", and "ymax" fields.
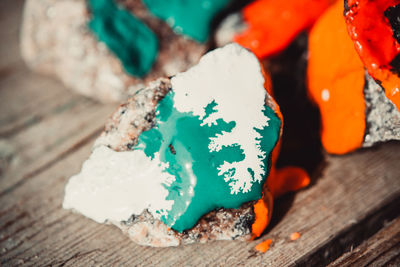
[{"xmin": 171, "ymin": 43, "xmax": 270, "ymax": 194}]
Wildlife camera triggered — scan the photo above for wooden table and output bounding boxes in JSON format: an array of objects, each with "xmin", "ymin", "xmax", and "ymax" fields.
[{"xmin": 1, "ymin": 1, "xmax": 399, "ymax": 266}]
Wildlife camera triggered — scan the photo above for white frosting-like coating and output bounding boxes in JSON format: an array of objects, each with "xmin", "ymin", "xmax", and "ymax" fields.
[
  {"xmin": 172, "ymin": 43, "xmax": 269, "ymax": 194},
  {"xmin": 63, "ymin": 146, "xmax": 174, "ymax": 223}
]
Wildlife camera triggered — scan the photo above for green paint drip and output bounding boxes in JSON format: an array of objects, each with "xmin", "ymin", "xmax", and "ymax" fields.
[
  {"xmin": 135, "ymin": 92, "xmax": 281, "ymax": 232},
  {"xmin": 142, "ymin": 0, "xmax": 231, "ymax": 42},
  {"xmin": 88, "ymin": 0, "xmax": 158, "ymax": 77}
]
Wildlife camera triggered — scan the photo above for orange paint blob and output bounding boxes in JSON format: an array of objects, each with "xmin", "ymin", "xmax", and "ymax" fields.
[
  {"xmin": 235, "ymin": 0, "xmax": 333, "ymax": 59},
  {"xmin": 252, "ymin": 195, "xmax": 272, "ymax": 238},
  {"xmin": 307, "ymin": 0, "xmax": 366, "ymax": 154},
  {"xmin": 345, "ymin": 0, "xmax": 400, "ymax": 110},
  {"xmin": 290, "ymin": 232, "xmax": 301, "ymax": 241},
  {"xmin": 251, "ymin": 63, "xmax": 310, "ymax": 237},
  {"xmin": 255, "ymin": 239, "xmax": 273, "ymax": 253},
  {"xmin": 250, "ymin": 68, "xmax": 276, "ymax": 239},
  {"xmin": 267, "ymin": 166, "xmax": 310, "ymax": 199}
]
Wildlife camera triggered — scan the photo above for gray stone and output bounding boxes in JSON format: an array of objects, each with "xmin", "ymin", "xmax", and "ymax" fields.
[
  {"xmin": 87, "ymin": 76, "xmax": 275, "ymax": 247},
  {"xmin": 20, "ymin": 0, "xmax": 205, "ymax": 103},
  {"xmin": 363, "ymin": 72, "xmax": 400, "ymax": 147}
]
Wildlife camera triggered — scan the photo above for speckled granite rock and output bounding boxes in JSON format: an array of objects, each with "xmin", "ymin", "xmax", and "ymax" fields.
[
  {"xmin": 74, "ymin": 78, "xmax": 258, "ymax": 247},
  {"xmin": 63, "ymin": 44, "xmax": 282, "ymax": 247},
  {"xmin": 20, "ymin": 0, "xmax": 205, "ymax": 102},
  {"xmin": 363, "ymin": 72, "xmax": 400, "ymax": 147}
]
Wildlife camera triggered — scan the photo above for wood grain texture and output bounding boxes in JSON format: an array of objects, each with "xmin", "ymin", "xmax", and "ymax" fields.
[
  {"xmin": 0, "ymin": 1, "xmax": 399, "ymax": 266},
  {"xmin": 329, "ymin": 217, "xmax": 400, "ymax": 267},
  {"xmin": 0, "ymin": 0, "xmax": 117, "ymax": 196},
  {"xmin": 0, "ymin": 136, "xmax": 399, "ymax": 266}
]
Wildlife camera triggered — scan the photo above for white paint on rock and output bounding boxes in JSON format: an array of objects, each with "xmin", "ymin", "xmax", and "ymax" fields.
[
  {"xmin": 63, "ymin": 145, "xmax": 174, "ymax": 223},
  {"xmin": 63, "ymin": 44, "xmax": 272, "ymax": 225},
  {"xmin": 172, "ymin": 43, "xmax": 270, "ymax": 194}
]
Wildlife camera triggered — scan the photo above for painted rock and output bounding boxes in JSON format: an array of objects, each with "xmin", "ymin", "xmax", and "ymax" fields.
[
  {"xmin": 216, "ymin": 0, "xmax": 333, "ymax": 59},
  {"xmin": 307, "ymin": 0, "xmax": 400, "ymax": 154},
  {"xmin": 20, "ymin": 0, "xmax": 213, "ymax": 102},
  {"xmin": 63, "ymin": 44, "xmax": 284, "ymax": 247}
]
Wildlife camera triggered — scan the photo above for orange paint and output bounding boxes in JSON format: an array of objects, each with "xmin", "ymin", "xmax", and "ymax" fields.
[
  {"xmin": 252, "ymin": 196, "xmax": 272, "ymax": 238},
  {"xmin": 267, "ymin": 167, "xmax": 310, "ymax": 199},
  {"xmin": 255, "ymin": 239, "xmax": 272, "ymax": 253},
  {"xmin": 251, "ymin": 68, "xmax": 277, "ymax": 239},
  {"xmin": 307, "ymin": 0, "xmax": 366, "ymax": 154},
  {"xmin": 235, "ymin": 0, "xmax": 333, "ymax": 59},
  {"xmin": 251, "ymin": 64, "xmax": 310, "ymax": 238},
  {"xmin": 345, "ymin": 0, "xmax": 400, "ymax": 110},
  {"xmin": 290, "ymin": 232, "xmax": 301, "ymax": 241}
]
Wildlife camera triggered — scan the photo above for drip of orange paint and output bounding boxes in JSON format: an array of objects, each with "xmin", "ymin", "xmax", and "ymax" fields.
[
  {"xmin": 307, "ymin": 0, "xmax": 366, "ymax": 154},
  {"xmin": 252, "ymin": 64, "xmax": 310, "ymax": 239},
  {"xmin": 250, "ymin": 63, "xmax": 310, "ymax": 238},
  {"xmin": 250, "ymin": 68, "xmax": 279, "ymax": 239},
  {"xmin": 267, "ymin": 166, "xmax": 310, "ymax": 199},
  {"xmin": 345, "ymin": 0, "xmax": 400, "ymax": 110},
  {"xmin": 252, "ymin": 196, "xmax": 272, "ymax": 239},
  {"xmin": 234, "ymin": 0, "xmax": 333, "ymax": 59},
  {"xmin": 255, "ymin": 239, "xmax": 273, "ymax": 253}
]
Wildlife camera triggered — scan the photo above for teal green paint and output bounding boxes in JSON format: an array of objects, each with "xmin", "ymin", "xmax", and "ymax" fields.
[
  {"xmin": 135, "ymin": 92, "xmax": 281, "ymax": 232},
  {"xmin": 142, "ymin": 0, "xmax": 231, "ymax": 42},
  {"xmin": 87, "ymin": 0, "xmax": 158, "ymax": 77}
]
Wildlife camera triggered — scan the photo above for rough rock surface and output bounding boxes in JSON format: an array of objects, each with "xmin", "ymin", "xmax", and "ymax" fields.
[
  {"xmin": 20, "ymin": 0, "xmax": 206, "ymax": 103},
  {"xmin": 363, "ymin": 72, "xmax": 400, "ymax": 147},
  {"xmin": 90, "ymin": 78, "xmax": 260, "ymax": 247}
]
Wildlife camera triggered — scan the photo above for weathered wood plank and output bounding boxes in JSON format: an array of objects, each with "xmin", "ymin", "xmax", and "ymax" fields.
[
  {"xmin": 0, "ymin": 0, "xmax": 117, "ymax": 193},
  {"xmin": 0, "ymin": 90, "xmax": 115, "ymax": 195},
  {"xmin": 0, "ymin": 64, "xmax": 78, "ymax": 136},
  {"xmin": 0, "ymin": 140, "xmax": 399, "ymax": 266},
  {"xmin": 329, "ymin": 217, "xmax": 400, "ymax": 267},
  {"xmin": 0, "ymin": 0, "xmax": 117, "ymax": 194},
  {"xmin": 0, "ymin": 0, "xmax": 24, "ymax": 69},
  {"xmin": 1, "ymin": 0, "xmax": 399, "ymax": 266},
  {"xmin": 0, "ymin": 68, "xmax": 116, "ymax": 192}
]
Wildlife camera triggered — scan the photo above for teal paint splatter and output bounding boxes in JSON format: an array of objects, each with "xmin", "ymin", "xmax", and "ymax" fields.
[
  {"xmin": 142, "ymin": 0, "xmax": 231, "ymax": 42},
  {"xmin": 135, "ymin": 91, "xmax": 281, "ymax": 232},
  {"xmin": 87, "ymin": 0, "xmax": 158, "ymax": 77}
]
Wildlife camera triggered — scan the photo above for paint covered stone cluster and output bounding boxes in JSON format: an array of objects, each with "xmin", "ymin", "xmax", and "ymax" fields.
[
  {"xmin": 87, "ymin": 0, "xmax": 158, "ymax": 77},
  {"xmin": 87, "ymin": 0, "xmax": 231, "ymax": 77},
  {"xmin": 63, "ymin": 44, "xmax": 282, "ymax": 233},
  {"xmin": 136, "ymin": 91, "xmax": 280, "ymax": 231},
  {"xmin": 142, "ymin": 0, "xmax": 231, "ymax": 42},
  {"xmin": 133, "ymin": 44, "xmax": 281, "ymax": 232},
  {"xmin": 307, "ymin": 0, "xmax": 400, "ymax": 154}
]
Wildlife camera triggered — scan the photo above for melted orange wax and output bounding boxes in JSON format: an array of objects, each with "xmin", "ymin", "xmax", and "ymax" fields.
[
  {"xmin": 234, "ymin": 0, "xmax": 334, "ymax": 59},
  {"xmin": 251, "ymin": 68, "xmax": 310, "ymax": 238},
  {"xmin": 307, "ymin": 0, "xmax": 366, "ymax": 154},
  {"xmin": 345, "ymin": 0, "xmax": 400, "ymax": 110}
]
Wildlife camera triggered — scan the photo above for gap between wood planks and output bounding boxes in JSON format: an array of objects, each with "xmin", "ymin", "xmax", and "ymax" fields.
[{"xmin": 329, "ymin": 216, "xmax": 400, "ymax": 266}]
